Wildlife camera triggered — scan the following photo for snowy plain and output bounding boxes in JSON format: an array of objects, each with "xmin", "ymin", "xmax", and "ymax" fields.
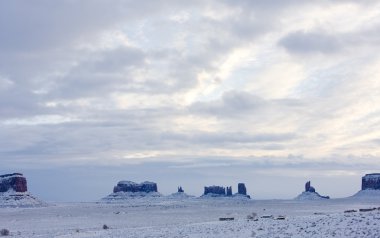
[{"xmin": 1, "ymin": 194, "xmax": 380, "ymax": 238}]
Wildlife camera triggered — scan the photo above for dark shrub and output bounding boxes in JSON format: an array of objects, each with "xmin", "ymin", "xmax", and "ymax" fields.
[{"xmin": 0, "ymin": 229, "xmax": 10, "ymax": 236}]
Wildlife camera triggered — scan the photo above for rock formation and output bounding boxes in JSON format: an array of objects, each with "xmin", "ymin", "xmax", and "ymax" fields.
[
  {"xmin": 305, "ymin": 181, "xmax": 316, "ymax": 193},
  {"xmin": 235, "ymin": 183, "xmax": 251, "ymax": 198},
  {"xmin": 0, "ymin": 173, "xmax": 27, "ymax": 193},
  {"xmin": 113, "ymin": 181, "xmax": 158, "ymax": 193},
  {"xmin": 295, "ymin": 181, "xmax": 330, "ymax": 200},
  {"xmin": 103, "ymin": 180, "xmax": 162, "ymax": 201},
  {"xmin": 351, "ymin": 173, "xmax": 380, "ymax": 198},
  {"xmin": 238, "ymin": 183, "xmax": 247, "ymax": 195},
  {"xmin": 167, "ymin": 186, "xmax": 194, "ymax": 199},
  {"xmin": 226, "ymin": 186, "xmax": 232, "ymax": 196},
  {"xmin": 203, "ymin": 186, "xmax": 226, "ymax": 196},
  {"xmin": 0, "ymin": 173, "xmax": 45, "ymax": 207},
  {"xmin": 362, "ymin": 173, "xmax": 380, "ymax": 190},
  {"xmin": 202, "ymin": 184, "xmax": 251, "ymax": 198}
]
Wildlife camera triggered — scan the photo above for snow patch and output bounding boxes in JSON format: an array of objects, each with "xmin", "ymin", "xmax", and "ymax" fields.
[
  {"xmin": 117, "ymin": 181, "xmax": 138, "ymax": 186},
  {"xmin": 363, "ymin": 173, "xmax": 380, "ymax": 179},
  {"xmin": 102, "ymin": 191, "xmax": 163, "ymax": 202},
  {"xmin": 166, "ymin": 192, "xmax": 195, "ymax": 199},
  {"xmin": 294, "ymin": 192, "xmax": 329, "ymax": 200},
  {"xmin": 0, "ymin": 191, "xmax": 47, "ymax": 208},
  {"xmin": 351, "ymin": 189, "xmax": 380, "ymax": 199}
]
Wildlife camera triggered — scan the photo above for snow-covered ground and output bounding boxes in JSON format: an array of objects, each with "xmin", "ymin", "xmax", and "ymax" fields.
[
  {"xmin": 1, "ymin": 196, "xmax": 380, "ymax": 237},
  {"xmin": 0, "ymin": 191, "xmax": 46, "ymax": 208}
]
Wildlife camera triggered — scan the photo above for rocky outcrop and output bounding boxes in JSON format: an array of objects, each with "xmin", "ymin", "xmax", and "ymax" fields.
[
  {"xmin": 226, "ymin": 186, "xmax": 232, "ymax": 196},
  {"xmin": 0, "ymin": 173, "xmax": 45, "ymax": 207},
  {"xmin": 351, "ymin": 173, "xmax": 380, "ymax": 199},
  {"xmin": 103, "ymin": 180, "xmax": 162, "ymax": 201},
  {"xmin": 295, "ymin": 181, "xmax": 329, "ymax": 200},
  {"xmin": 238, "ymin": 183, "xmax": 247, "ymax": 195},
  {"xmin": 0, "ymin": 173, "xmax": 27, "ymax": 193},
  {"xmin": 202, "ymin": 184, "xmax": 251, "ymax": 198},
  {"xmin": 167, "ymin": 186, "xmax": 194, "ymax": 199},
  {"xmin": 362, "ymin": 173, "xmax": 380, "ymax": 190},
  {"xmin": 113, "ymin": 181, "xmax": 158, "ymax": 193},
  {"xmin": 235, "ymin": 183, "xmax": 251, "ymax": 198},
  {"xmin": 305, "ymin": 181, "xmax": 316, "ymax": 193},
  {"xmin": 203, "ymin": 186, "xmax": 226, "ymax": 196}
]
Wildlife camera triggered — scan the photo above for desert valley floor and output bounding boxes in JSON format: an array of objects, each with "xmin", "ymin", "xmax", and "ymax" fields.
[{"xmin": 1, "ymin": 196, "xmax": 380, "ymax": 238}]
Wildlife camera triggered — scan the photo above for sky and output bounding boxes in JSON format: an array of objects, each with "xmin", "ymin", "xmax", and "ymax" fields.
[{"xmin": 1, "ymin": 0, "xmax": 380, "ymax": 201}]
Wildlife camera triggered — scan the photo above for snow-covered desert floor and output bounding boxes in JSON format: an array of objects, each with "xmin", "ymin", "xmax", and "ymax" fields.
[{"xmin": 1, "ymin": 197, "xmax": 380, "ymax": 237}]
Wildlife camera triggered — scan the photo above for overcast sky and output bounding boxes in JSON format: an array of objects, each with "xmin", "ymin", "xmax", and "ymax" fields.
[{"xmin": 1, "ymin": 0, "xmax": 380, "ymax": 201}]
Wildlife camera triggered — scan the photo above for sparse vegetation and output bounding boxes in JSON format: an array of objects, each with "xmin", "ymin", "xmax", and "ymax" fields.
[
  {"xmin": 247, "ymin": 212, "xmax": 257, "ymax": 221},
  {"xmin": 0, "ymin": 229, "xmax": 10, "ymax": 236},
  {"xmin": 344, "ymin": 210, "xmax": 357, "ymax": 213}
]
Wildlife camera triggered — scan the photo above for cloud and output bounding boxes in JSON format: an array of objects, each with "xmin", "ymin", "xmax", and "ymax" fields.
[
  {"xmin": 2, "ymin": 1, "xmax": 380, "ymax": 201},
  {"xmin": 161, "ymin": 131, "xmax": 295, "ymax": 148},
  {"xmin": 190, "ymin": 90, "xmax": 303, "ymax": 118},
  {"xmin": 0, "ymin": 0, "xmax": 202, "ymax": 52},
  {"xmin": 279, "ymin": 30, "xmax": 341, "ymax": 54},
  {"xmin": 48, "ymin": 46, "xmax": 147, "ymax": 98}
]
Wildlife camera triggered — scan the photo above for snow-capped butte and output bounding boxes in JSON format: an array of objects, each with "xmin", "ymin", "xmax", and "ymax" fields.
[
  {"xmin": 362, "ymin": 173, "xmax": 380, "ymax": 190},
  {"xmin": 113, "ymin": 181, "xmax": 158, "ymax": 193},
  {"xmin": 349, "ymin": 173, "xmax": 380, "ymax": 199},
  {"xmin": 0, "ymin": 173, "xmax": 46, "ymax": 207},
  {"xmin": 102, "ymin": 180, "xmax": 162, "ymax": 202}
]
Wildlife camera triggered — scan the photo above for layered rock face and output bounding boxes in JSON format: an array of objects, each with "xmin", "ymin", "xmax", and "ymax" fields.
[
  {"xmin": 0, "ymin": 173, "xmax": 45, "ymax": 207},
  {"xmin": 113, "ymin": 181, "xmax": 158, "ymax": 193},
  {"xmin": 0, "ymin": 173, "xmax": 27, "ymax": 193},
  {"xmin": 362, "ymin": 173, "xmax": 380, "ymax": 190}
]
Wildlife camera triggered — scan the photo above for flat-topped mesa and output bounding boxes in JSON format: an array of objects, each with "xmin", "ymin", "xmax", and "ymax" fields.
[
  {"xmin": 362, "ymin": 173, "xmax": 380, "ymax": 190},
  {"xmin": 102, "ymin": 180, "xmax": 162, "ymax": 201},
  {"xmin": 0, "ymin": 173, "xmax": 45, "ymax": 207},
  {"xmin": 204, "ymin": 186, "xmax": 226, "ymax": 196},
  {"xmin": 0, "ymin": 173, "xmax": 27, "ymax": 193},
  {"xmin": 113, "ymin": 181, "xmax": 158, "ymax": 193}
]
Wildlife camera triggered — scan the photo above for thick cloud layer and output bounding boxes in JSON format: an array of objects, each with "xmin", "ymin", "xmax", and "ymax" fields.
[{"xmin": 1, "ymin": 0, "xmax": 380, "ymax": 199}]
